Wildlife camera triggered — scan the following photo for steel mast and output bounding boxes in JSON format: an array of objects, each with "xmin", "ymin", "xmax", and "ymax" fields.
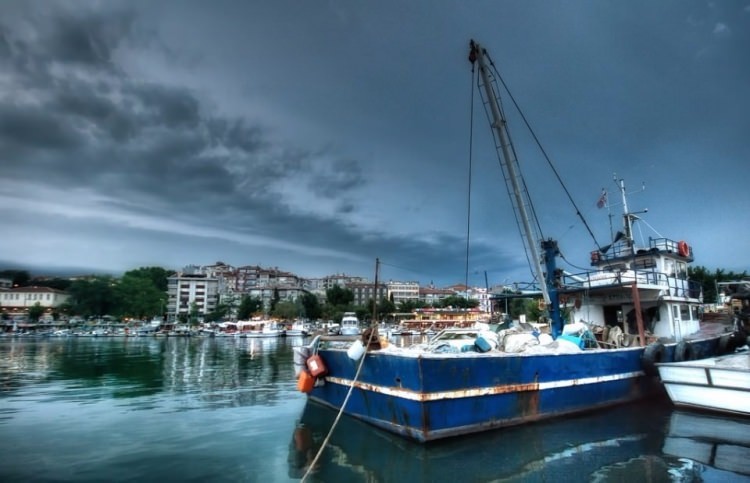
[{"xmin": 469, "ymin": 40, "xmax": 563, "ymax": 336}]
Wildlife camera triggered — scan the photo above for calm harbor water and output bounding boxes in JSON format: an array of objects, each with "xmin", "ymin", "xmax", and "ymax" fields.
[{"xmin": 1, "ymin": 336, "xmax": 749, "ymax": 482}]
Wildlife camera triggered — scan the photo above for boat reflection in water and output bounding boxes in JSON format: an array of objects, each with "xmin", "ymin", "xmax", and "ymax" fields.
[
  {"xmin": 288, "ymin": 400, "xmax": 747, "ymax": 481},
  {"xmin": 663, "ymin": 411, "xmax": 750, "ymax": 479}
]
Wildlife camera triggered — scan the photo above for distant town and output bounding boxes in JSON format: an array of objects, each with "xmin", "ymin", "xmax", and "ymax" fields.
[{"xmin": 0, "ymin": 262, "xmax": 522, "ymax": 328}]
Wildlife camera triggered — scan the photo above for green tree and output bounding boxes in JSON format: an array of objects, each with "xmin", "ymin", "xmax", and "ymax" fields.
[
  {"xmin": 272, "ymin": 300, "xmax": 300, "ymax": 320},
  {"xmin": 300, "ymin": 292, "xmax": 322, "ymax": 320},
  {"xmin": 67, "ymin": 277, "xmax": 116, "ymax": 318},
  {"xmin": 114, "ymin": 273, "xmax": 165, "ymax": 319},
  {"xmin": 326, "ymin": 285, "xmax": 354, "ymax": 307},
  {"xmin": 376, "ymin": 297, "xmax": 396, "ymax": 319},
  {"xmin": 0, "ymin": 270, "xmax": 31, "ymax": 287},
  {"xmin": 123, "ymin": 266, "xmax": 174, "ymax": 292},
  {"xmin": 689, "ymin": 266, "xmax": 750, "ymax": 304},
  {"xmin": 507, "ymin": 298, "xmax": 544, "ymax": 322},
  {"xmin": 189, "ymin": 301, "xmax": 200, "ymax": 325},
  {"xmin": 397, "ymin": 299, "xmax": 426, "ymax": 312},
  {"xmin": 270, "ymin": 288, "xmax": 281, "ymax": 314},
  {"xmin": 27, "ymin": 302, "xmax": 45, "ymax": 323},
  {"xmin": 33, "ymin": 278, "xmax": 71, "ymax": 291},
  {"xmin": 237, "ymin": 295, "xmax": 263, "ymax": 320},
  {"xmin": 440, "ymin": 295, "xmax": 478, "ymax": 309},
  {"xmin": 205, "ymin": 302, "xmax": 230, "ymax": 322}
]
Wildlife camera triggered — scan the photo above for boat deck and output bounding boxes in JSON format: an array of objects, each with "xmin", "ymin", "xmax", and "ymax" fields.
[{"xmin": 659, "ymin": 351, "xmax": 750, "ymax": 370}]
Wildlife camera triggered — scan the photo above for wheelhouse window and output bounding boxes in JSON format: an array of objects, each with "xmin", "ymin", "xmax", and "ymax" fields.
[
  {"xmin": 690, "ymin": 305, "xmax": 699, "ymax": 321},
  {"xmin": 664, "ymin": 259, "xmax": 675, "ymax": 277},
  {"xmin": 676, "ymin": 261, "xmax": 688, "ymax": 280},
  {"xmin": 680, "ymin": 305, "xmax": 690, "ymax": 320}
]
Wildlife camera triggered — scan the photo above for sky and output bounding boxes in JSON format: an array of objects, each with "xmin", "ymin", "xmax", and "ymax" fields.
[{"xmin": 1, "ymin": 0, "xmax": 749, "ymax": 288}]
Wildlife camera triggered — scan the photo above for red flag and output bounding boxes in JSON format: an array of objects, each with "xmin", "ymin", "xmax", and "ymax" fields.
[{"xmin": 596, "ymin": 190, "xmax": 607, "ymax": 209}]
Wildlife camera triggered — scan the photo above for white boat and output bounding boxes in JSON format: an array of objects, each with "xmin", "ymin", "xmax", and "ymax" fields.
[
  {"xmin": 657, "ymin": 350, "xmax": 750, "ymax": 415},
  {"xmin": 235, "ymin": 320, "xmax": 285, "ymax": 338},
  {"xmin": 285, "ymin": 320, "xmax": 311, "ymax": 337},
  {"xmin": 339, "ymin": 312, "xmax": 361, "ymax": 336}
]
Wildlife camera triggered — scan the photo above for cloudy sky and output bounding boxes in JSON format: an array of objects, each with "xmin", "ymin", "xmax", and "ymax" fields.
[{"xmin": 1, "ymin": 1, "xmax": 748, "ymax": 288}]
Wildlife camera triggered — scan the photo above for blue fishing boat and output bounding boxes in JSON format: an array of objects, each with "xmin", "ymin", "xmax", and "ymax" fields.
[{"xmin": 294, "ymin": 40, "xmax": 734, "ymax": 442}]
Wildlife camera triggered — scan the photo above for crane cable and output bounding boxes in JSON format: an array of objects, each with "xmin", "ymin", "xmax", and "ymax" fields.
[{"xmin": 483, "ymin": 50, "xmax": 603, "ymax": 253}]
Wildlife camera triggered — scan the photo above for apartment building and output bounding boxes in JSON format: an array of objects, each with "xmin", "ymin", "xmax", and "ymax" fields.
[
  {"xmin": 387, "ymin": 281, "xmax": 420, "ymax": 306},
  {"xmin": 348, "ymin": 282, "xmax": 389, "ymax": 307},
  {"xmin": 166, "ymin": 269, "xmax": 219, "ymax": 321}
]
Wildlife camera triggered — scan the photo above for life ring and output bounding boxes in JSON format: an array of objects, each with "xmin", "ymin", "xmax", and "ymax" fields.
[
  {"xmin": 674, "ymin": 340, "xmax": 695, "ymax": 362},
  {"xmin": 677, "ymin": 240, "xmax": 689, "ymax": 257},
  {"xmin": 590, "ymin": 251, "xmax": 600, "ymax": 263},
  {"xmin": 642, "ymin": 342, "xmax": 665, "ymax": 376}
]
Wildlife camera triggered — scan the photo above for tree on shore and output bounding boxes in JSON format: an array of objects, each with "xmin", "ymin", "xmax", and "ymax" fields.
[
  {"xmin": 689, "ymin": 266, "xmax": 749, "ymax": 304},
  {"xmin": 114, "ymin": 272, "xmax": 165, "ymax": 319},
  {"xmin": 27, "ymin": 302, "xmax": 45, "ymax": 323},
  {"xmin": 237, "ymin": 295, "xmax": 263, "ymax": 320},
  {"xmin": 0, "ymin": 270, "xmax": 30, "ymax": 287}
]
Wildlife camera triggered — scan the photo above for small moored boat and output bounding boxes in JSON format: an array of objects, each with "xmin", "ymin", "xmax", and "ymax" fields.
[{"xmin": 339, "ymin": 312, "xmax": 361, "ymax": 336}]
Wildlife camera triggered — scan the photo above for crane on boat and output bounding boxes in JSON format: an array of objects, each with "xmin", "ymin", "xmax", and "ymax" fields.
[{"xmin": 468, "ymin": 40, "xmax": 564, "ymax": 338}]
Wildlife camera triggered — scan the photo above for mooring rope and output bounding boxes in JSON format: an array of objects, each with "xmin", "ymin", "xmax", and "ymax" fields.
[{"xmin": 300, "ymin": 328, "xmax": 378, "ymax": 482}]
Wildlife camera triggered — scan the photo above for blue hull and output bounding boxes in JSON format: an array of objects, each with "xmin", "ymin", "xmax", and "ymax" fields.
[{"xmin": 309, "ymin": 337, "xmax": 720, "ymax": 442}]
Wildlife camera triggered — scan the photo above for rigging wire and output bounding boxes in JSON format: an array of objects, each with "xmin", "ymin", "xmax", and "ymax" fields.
[{"xmin": 482, "ymin": 51, "xmax": 604, "ymax": 253}]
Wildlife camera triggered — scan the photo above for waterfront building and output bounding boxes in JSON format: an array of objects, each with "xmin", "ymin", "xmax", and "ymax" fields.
[
  {"xmin": 419, "ymin": 286, "xmax": 455, "ymax": 306},
  {"xmin": 386, "ymin": 281, "xmax": 420, "ymax": 306},
  {"xmin": 0, "ymin": 286, "xmax": 70, "ymax": 317},
  {"xmin": 166, "ymin": 269, "xmax": 220, "ymax": 322}
]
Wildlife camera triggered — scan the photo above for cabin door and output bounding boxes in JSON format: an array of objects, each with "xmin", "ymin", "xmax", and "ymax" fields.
[
  {"xmin": 603, "ymin": 306, "xmax": 621, "ymax": 328},
  {"xmin": 670, "ymin": 304, "xmax": 682, "ymax": 340}
]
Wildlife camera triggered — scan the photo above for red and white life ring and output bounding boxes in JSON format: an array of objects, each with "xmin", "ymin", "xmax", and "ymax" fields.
[{"xmin": 677, "ymin": 240, "xmax": 689, "ymax": 257}]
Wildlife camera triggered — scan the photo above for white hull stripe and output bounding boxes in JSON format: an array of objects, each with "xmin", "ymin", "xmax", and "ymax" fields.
[{"xmin": 325, "ymin": 370, "xmax": 645, "ymax": 402}]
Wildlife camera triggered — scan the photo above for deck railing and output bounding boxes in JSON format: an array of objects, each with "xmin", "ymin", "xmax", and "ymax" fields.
[{"xmin": 561, "ymin": 268, "xmax": 702, "ymax": 299}]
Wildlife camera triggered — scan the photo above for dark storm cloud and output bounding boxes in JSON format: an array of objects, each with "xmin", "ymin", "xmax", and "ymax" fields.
[
  {"xmin": 0, "ymin": 3, "xmax": 367, "ymax": 226},
  {"xmin": 0, "ymin": 103, "xmax": 83, "ymax": 150},
  {"xmin": 310, "ymin": 158, "xmax": 365, "ymax": 194},
  {"xmin": 125, "ymin": 83, "xmax": 201, "ymax": 128},
  {"xmin": 1, "ymin": 1, "xmax": 747, "ymax": 284},
  {"xmin": 0, "ymin": 4, "xmax": 133, "ymax": 86}
]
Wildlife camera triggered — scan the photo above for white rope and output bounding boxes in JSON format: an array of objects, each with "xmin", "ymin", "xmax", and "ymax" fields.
[{"xmin": 301, "ymin": 330, "xmax": 376, "ymax": 482}]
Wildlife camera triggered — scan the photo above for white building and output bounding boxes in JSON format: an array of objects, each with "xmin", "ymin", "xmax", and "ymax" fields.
[
  {"xmin": 166, "ymin": 271, "xmax": 219, "ymax": 322},
  {"xmin": 0, "ymin": 286, "xmax": 70, "ymax": 315},
  {"xmin": 387, "ymin": 281, "xmax": 420, "ymax": 306}
]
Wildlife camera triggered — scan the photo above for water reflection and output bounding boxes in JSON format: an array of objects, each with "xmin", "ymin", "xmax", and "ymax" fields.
[
  {"xmin": 663, "ymin": 411, "xmax": 750, "ymax": 478},
  {"xmin": 289, "ymin": 400, "xmax": 750, "ymax": 482},
  {"xmin": 4, "ymin": 337, "xmax": 750, "ymax": 482},
  {"xmin": 0, "ymin": 336, "xmax": 299, "ymax": 410}
]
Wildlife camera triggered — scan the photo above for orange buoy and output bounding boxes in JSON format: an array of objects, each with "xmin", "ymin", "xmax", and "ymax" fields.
[
  {"xmin": 297, "ymin": 370, "xmax": 315, "ymax": 393},
  {"xmin": 306, "ymin": 354, "xmax": 328, "ymax": 377},
  {"xmin": 677, "ymin": 240, "xmax": 689, "ymax": 257}
]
